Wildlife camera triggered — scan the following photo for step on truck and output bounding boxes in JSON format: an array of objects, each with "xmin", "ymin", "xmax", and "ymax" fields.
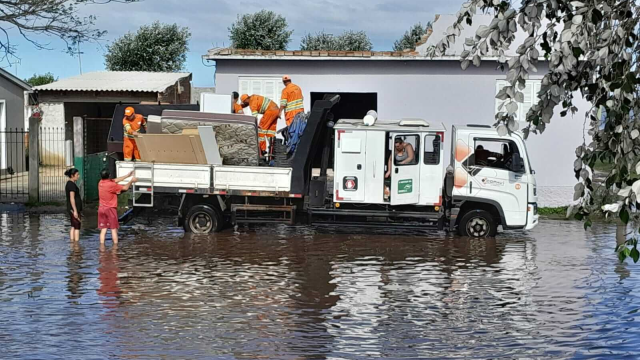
[{"xmin": 116, "ymin": 95, "xmax": 538, "ymax": 237}]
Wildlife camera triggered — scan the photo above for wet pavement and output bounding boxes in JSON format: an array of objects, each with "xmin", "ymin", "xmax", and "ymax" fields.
[{"xmin": 1, "ymin": 213, "xmax": 639, "ymax": 359}]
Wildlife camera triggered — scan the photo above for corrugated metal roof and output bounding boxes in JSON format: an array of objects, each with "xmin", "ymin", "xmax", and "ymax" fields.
[{"xmin": 34, "ymin": 71, "xmax": 191, "ymax": 92}]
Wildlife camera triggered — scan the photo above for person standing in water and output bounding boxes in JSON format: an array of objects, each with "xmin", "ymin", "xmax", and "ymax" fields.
[
  {"xmin": 64, "ymin": 168, "xmax": 82, "ymax": 241},
  {"xmin": 98, "ymin": 169, "xmax": 136, "ymax": 245}
]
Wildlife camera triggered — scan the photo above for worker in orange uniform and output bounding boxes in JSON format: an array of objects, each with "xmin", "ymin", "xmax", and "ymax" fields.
[
  {"xmin": 232, "ymin": 92, "xmax": 244, "ymax": 114},
  {"xmin": 122, "ymin": 106, "xmax": 146, "ymax": 161},
  {"xmin": 240, "ymin": 94, "xmax": 280, "ymax": 153},
  {"xmin": 279, "ymin": 75, "xmax": 304, "ymax": 126}
]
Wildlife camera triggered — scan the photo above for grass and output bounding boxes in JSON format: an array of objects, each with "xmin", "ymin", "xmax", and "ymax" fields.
[{"xmin": 538, "ymin": 206, "xmax": 569, "ymax": 216}]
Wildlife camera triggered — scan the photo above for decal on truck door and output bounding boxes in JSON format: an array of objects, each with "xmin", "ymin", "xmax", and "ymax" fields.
[
  {"xmin": 343, "ymin": 176, "xmax": 358, "ymax": 191},
  {"xmin": 397, "ymin": 179, "xmax": 413, "ymax": 194}
]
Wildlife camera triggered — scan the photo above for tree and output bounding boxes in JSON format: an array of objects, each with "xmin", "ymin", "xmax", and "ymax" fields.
[
  {"xmin": 105, "ymin": 22, "xmax": 190, "ymax": 72},
  {"xmin": 0, "ymin": 0, "xmax": 137, "ymax": 63},
  {"xmin": 428, "ymin": 1, "xmax": 640, "ymax": 261},
  {"xmin": 300, "ymin": 30, "xmax": 373, "ymax": 51},
  {"xmin": 393, "ymin": 22, "xmax": 432, "ymax": 52},
  {"xmin": 25, "ymin": 73, "xmax": 56, "ymax": 87},
  {"xmin": 229, "ymin": 10, "xmax": 292, "ymax": 50}
]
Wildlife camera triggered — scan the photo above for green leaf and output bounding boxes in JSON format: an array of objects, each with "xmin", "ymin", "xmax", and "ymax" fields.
[
  {"xmin": 584, "ymin": 218, "xmax": 592, "ymax": 230},
  {"xmin": 630, "ymin": 247, "xmax": 640, "ymax": 263},
  {"xmin": 620, "ymin": 208, "xmax": 630, "ymax": 224},
  {"xmin": 619, "ymin": 249, "xmax": 628, "ymax": 262},
  {"xmin": 574, "ymin": 212, "xmax": 584, "ymax": 221}
]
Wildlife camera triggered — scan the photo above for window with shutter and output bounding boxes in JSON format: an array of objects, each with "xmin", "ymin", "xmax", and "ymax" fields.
[
  {"xmin": 239, "ymin": 77, "xmax": 283, "ymax": 105},
  {"xmin": 495, "ymin": 79, "xmax": 541, "ymax": 121}
]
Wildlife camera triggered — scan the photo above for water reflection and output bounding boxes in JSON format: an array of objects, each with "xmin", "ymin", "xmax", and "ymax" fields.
[{"xmin": 0, "ymin": 214, "xmax": 639, "ymax": 358}]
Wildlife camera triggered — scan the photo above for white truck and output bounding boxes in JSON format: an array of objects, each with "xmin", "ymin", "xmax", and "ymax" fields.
[{"xmin": 116, "ymin": 95, "xmax": 538, "ymax": 237}]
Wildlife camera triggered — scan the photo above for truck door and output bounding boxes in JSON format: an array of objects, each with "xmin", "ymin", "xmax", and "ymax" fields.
[
  {"xmin": 465, "ymin": 136, "xmax": 528, "ymax": 226},
  {"xmin": 334, "ymin": 130, "xmax": 366, "ymax": 202},
  {"xmin": 390, "ymin": 133, "xmax": 420, "ymax": 205}
]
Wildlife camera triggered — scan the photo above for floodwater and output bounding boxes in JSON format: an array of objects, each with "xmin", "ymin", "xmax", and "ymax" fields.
[{"xmin": 1, "ymin": 214, "xmax": 639, "ymax": 359}]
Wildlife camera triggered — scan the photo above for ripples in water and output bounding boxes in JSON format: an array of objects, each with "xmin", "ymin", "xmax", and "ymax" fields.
[{"xmin": 0, "ymin": 213, "xmax": 639, "ymax": 359}]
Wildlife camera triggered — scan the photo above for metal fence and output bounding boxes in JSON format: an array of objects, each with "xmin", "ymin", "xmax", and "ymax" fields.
[
  {"xmin": 0, "ymin": 128, "xmax": 29, "ymax": 202},
  {"xmin": 84, "ymin": 117, "xmax": 112, "ymax": 155},
  {"xmin": 39, "ymin": 127, "xmax": 68, "ymax": 203}
]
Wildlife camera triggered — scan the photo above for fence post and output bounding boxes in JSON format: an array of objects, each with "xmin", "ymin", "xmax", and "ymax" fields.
[
  {"xmin": 73, "ymin": 116, "xmax": 84, "ymax": 196},
  {"xmin": 28, "ymin": 116, "xmax": 39, "ymax": 203}
]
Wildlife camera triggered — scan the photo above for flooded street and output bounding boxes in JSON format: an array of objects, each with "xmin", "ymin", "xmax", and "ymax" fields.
[{"xmin": 1, "ymin": 214, "xmax": 640, "ymax": 359}]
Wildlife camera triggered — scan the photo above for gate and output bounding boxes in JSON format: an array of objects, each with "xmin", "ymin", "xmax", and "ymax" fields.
[
  {"xmin": 38, "ymin": 127, "xmax": 68, "ymax": 202},
  {"xmin": 82, "ymin": 117, "xmax": 113, "ymax": 203},
  {"xmin": 0, "ymin": 128, "xmax": 28, "ymax": 202}
]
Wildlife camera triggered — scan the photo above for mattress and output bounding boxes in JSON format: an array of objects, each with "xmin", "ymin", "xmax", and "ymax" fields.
[{"xmin": 158, "ymin": 110, "xmax": 260, "ymax": 166}]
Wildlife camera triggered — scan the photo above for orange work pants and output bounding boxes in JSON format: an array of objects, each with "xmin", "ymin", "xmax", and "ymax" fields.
[
  {"xmin": 258, "ymin": 108, "xmax": 279, "ymax": 152},
  {"xmin": 123, "ymin": 138, "xmax": 140, "ymax": 161}
]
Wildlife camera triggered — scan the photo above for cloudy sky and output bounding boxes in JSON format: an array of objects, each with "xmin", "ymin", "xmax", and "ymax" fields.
[{"xmin": 6, "ymin": 0, "xmax": 464, "ymax": 87}]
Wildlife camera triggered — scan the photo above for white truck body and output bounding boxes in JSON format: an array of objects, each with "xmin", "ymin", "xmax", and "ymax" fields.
[{"xmin": 116, "ymin": 163, "xmax": 292, "ymax": 193}]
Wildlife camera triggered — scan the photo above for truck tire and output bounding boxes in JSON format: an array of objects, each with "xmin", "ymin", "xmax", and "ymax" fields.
[
  {"xmin": 184, "ymin": 205, "xmax": 224, "ymax": 234},
  {"xmin": 458, "ymin": 210, "xmax": 497, "ymax": 237}
]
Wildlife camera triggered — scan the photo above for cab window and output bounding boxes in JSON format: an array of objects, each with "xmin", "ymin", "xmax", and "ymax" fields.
[
  {"xmin": 424, "ymin": 134, "xmax": 441, "ymax": 165},
  {"xmin": 393, "ymin": 135, "xmax": 420, "ymax": 166},
  {"xmin": 472, "ymin": 139, "xmax": 523, "ymax": 173}
]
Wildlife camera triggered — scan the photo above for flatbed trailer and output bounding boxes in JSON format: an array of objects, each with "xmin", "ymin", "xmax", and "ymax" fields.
[{"xmin": 116, "ymin": 95, "xmax": 539, "ymax": 237}]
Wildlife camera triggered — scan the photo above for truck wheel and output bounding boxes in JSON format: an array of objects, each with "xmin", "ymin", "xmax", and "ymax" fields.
[
  {"xmin": 184, "ymin": 205, "xmax": 224, "ymax": 234},
  {"xmin": 458, "ymin": 210, "xmax": 497, "ymax": 237}
]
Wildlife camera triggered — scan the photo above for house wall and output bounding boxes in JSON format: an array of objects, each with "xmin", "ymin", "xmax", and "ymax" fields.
[
  {"xmin": 0, "ymin": 76, "xmax": 28, "ymax": 173},
  {"xmin": 159, "ymin": 77, "xmax": 192, "ymax": 104},
  {"xmin": 215, "ymin": 59, "xmax": 589, "ymax": 207}
]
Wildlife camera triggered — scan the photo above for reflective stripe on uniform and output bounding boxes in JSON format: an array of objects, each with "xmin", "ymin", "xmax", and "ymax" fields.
[
  {"xmin": 285, "ymin": 99, "xmax": 303, "ymax": 112},
  {"xmin": 280, "ymin": 98, "xmax": 288, "ymax": 107},
  {"xmin": 260, "ymin": 97, "xmax": 273, "ymax": 113}
]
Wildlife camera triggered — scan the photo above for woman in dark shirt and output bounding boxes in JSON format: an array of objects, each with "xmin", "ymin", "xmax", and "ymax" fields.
[{"xmin": 65, "ymin": 168, "xmax": 82, "ymax": 241}]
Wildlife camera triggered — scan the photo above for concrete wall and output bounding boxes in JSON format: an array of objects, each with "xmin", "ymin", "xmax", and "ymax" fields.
[
  {"xmin": 37, "ymin": 102, "xmax": 65, "ymax": 166},
  {"xmin": 215, "ymin": 59, "xmax": 589, "ymax": 207},
  {"xmin": 191, "ymin": 87, "xmax": 216, "ymax": 104}
]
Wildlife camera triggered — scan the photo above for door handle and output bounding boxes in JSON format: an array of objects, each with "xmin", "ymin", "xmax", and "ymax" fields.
[{"xmin": 395, "ymin": 168, "xmax": 399, "ymax": 174}]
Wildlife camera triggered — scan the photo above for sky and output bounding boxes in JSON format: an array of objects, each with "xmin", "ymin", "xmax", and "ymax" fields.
[{"xmin": 4, "ymin": 0, "xmax": 464, "ymax": 87}]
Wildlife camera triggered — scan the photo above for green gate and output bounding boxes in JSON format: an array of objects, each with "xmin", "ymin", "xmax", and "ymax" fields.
[{"xmin": 83, "ymin": 152, "xmax": 110, "ymax": 203}]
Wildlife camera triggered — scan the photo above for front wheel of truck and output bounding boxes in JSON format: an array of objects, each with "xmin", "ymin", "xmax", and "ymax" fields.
[
  {"xmin": 458, "ymin": 210, "xmax": 497, "ymax": 238},
  {"xmin": 184, "ymin": 205, "xmax": 224, "ymax": 234}
]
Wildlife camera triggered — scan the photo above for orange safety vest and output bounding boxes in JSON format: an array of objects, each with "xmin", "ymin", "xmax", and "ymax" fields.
[
  {"xmin": 280, "ymin": 83, "xmax": 304, "ymax": 126},
  {"xmin": 122, "ymin": 114, "xmax": 146, "ymax": 160},
  {"xmin": 233, "ymin": 103, "xmax": 244, "ymax": 114},
  {"xmin": 248, "ymin": 95, "xmax": 278, "ymax": 115}
]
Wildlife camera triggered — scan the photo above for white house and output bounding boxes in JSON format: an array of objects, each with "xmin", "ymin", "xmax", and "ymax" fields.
[{"xmin": 203, "ymin": 14, "xmax": 589, "ymax": 208}]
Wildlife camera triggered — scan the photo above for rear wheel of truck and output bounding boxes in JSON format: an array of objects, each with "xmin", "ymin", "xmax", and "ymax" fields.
[
  {"xmin": 458, "ymin": 210, "xmax": 497, "ymax": 238},
  {"xmin": 184, "ymin": 205, "xmax": 224, "ymax": 234}
]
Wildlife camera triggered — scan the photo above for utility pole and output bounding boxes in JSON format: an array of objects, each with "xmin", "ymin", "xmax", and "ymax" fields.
[{"xmin": 77, "ymin": 41, "xmax": 83, "ymax": 75}]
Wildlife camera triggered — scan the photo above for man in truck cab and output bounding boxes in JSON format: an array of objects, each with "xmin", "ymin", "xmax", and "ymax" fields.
[
  {"xmin": 122, "ymin": 106, "xmax": 146, "ymax": 161},
  {"xmin": 279, "ymin": 75, "xmax": 304, "ymax": 126},
  {"xmin": 240, "ymin": 94, "xmax": 280, "ymax": 153}
]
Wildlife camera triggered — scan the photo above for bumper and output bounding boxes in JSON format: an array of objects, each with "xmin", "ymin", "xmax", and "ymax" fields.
[{"xmin": 525, "ymin": 203, "xmax": 538, "ymax": 230}]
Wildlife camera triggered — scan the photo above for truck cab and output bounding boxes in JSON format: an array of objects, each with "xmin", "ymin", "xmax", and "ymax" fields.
[{"xmin": 449, "ymin": 125, "xmax": 538, "ymax": 236}]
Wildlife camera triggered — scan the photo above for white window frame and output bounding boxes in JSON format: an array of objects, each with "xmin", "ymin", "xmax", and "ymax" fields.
[
  {"xmin": 495, "ymin": 79, "xmax": 541, "ymax": 121},
  {"xmin": 0, "ymin": 100, "xmax": 6, "ymax": 170}
]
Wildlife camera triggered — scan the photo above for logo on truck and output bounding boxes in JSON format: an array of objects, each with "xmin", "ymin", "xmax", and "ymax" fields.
[
  {"xmin": 343, "ymin": 176, "xmax": 358, "ymax": 191},
  {"xmin": 398, "ymin": 179, "xmax": 413, "ymax": 194}
]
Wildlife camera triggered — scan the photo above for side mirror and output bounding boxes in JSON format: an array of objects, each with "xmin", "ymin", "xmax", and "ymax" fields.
[{"xmin": 511, "ymin": 153, "xmax": 525, "ymax": 173}]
